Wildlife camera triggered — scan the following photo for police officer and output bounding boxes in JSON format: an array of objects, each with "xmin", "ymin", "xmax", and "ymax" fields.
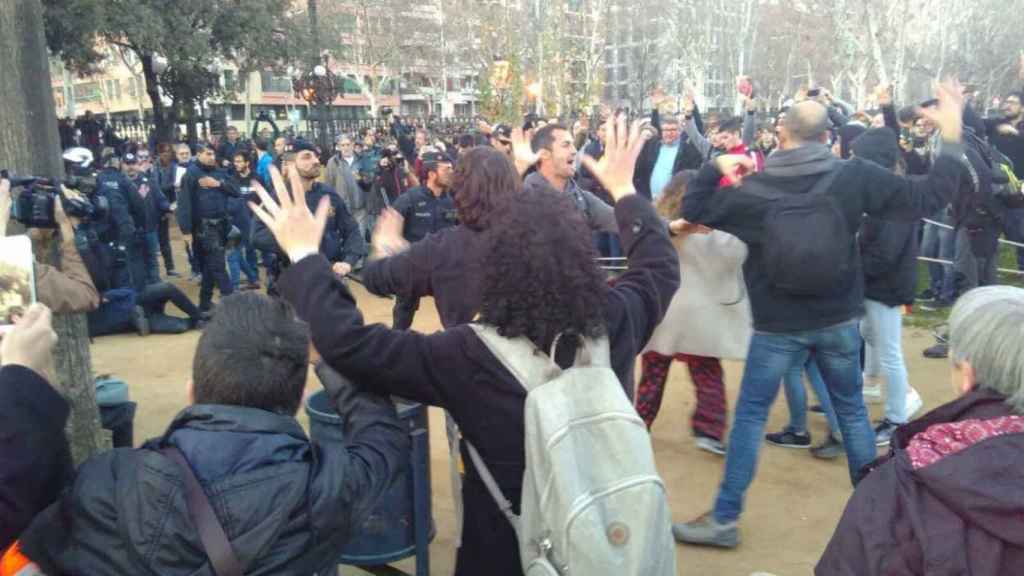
[
  {"xmin": 94, "ymin": 148, "xmax": 141, "ymax": 289},
  {"xmin": 176, "ymin": 143, "xmax": 239, "ymax": 314},
  {"xmin": 123, "ymin": 151, "xmax": 169, "ymax": 288},
  {"xmin": 252, "ymin": 141, "xmax": 366, "ymax": 289},
  {"xmin": 389, "ymin": 150, "xmax": 456, "ymax": 329}
]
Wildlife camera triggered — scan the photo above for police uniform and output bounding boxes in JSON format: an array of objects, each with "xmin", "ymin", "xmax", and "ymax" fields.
[
  {"xmin": 252, "ymin": 181, "xmax": 367, "ymax": 287},
  {"xmin": 177, "ymin": 161, "xmax": 240, "ymax": 312},
  {"xmin": 389, "ymin": 184, "xmax": 457, "ymax": 329},
  {"xmin": 95, "ymin": 165, "xmax": 141, "ymax": 289}
]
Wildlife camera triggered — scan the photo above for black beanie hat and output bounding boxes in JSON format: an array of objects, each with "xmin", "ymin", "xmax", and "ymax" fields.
[{"xmin": 851, "ymin": 127, "xmax": 901, "ymax": 170}]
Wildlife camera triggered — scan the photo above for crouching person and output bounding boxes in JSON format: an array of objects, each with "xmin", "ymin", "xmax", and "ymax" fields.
[
  {"xmin": 817, "ymin": 286, "xmax": 1024, "ymax": 575},
  {"xmin": 17, "ymin": 292, "xmax": 409, "ymax": 575}
]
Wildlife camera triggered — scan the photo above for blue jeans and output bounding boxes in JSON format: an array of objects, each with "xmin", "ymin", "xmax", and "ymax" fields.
[
  {"xmin": 713, "ymin": 320, "xmax": 876, "ymax": 523},
  {"xmin": 144, "ymin": 231, "xmax": 161, "ymax": 285},
  {"xmin": 862, "ymin": 299, "xmax": 910, "ymax": 423},
  {"xmin": 920, "ymin": 214, "xmax": 956, "ymax": 300},
  {"xmin": 782, "ymin": 356, "xmax": 840, "ymax": 436},
  {"xmin": 1003, "ymin": 208, "xmax": 1024, "ymax": 271},
  {"xmin": 227, "ymin": 240, "xmax": 259, "ymax": 288}
]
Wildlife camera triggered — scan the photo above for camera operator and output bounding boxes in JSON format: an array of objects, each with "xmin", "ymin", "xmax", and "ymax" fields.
[
  {"xmin": 0, "ymin": 179, "xmax": 99, "ymax": 315},
  {"xmin": 365, "ymin": 145, "xmax": 415, "ymax": 237},
  {"xmin": 385, "ymin": 151, "xmax": 456, "ymax": 329},
  {"xmin": 177, "ymin": 143, "xmax": 239, "ymax": 315}
]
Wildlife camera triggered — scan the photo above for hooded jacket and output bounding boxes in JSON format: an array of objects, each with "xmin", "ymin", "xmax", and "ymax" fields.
[
  {"xmin": 817, "ymin": 388, "xmax": 1024, "ymax": 576},
  {"xmin": 682, "ymin": 141, "xmax": 963, "ymax": 333},
  {"xmin": 20, "ymin": 367, "xmax": 408, "ymax": 576}
]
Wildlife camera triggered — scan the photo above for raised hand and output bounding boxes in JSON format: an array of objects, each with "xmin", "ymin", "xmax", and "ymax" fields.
[
  {"xmin": 580, "ymin": 113, "xmax": 646, "ymax": 202},
  {"xmin": 370, "ymin": 207, "xmax": 409, "ymax": 260},
  {"xmin": 712, "ymin": 154, "xmax": 756, "ymax": 186},
  {"xmin": 875, "ymin": 84, "xmax": 893, "ymax": 107},
  {"xmin": 510, "ymin": 127, "xmax": 540, "ymax": 176},
  {"xmin": 918, "ymin": 79, "xmax": 965, "ymax": 143},
  {"xmin": 249, "ymin": 164, "xmax": 330, "ymax": 263},
  {"xmin": 1, "ymin": 304, "xmax": 58, "ymax": 379}
]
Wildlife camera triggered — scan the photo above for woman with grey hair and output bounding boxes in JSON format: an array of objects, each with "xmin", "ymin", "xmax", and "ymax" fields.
[{"xmin": 817, "ymin": 285, "xmax": 1024, "ymax": 575}]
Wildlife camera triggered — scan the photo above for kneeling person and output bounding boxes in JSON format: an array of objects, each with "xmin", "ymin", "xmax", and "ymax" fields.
[{"xmin": 18, "ymin": 293, "xmax": 409, "ymax": 575}]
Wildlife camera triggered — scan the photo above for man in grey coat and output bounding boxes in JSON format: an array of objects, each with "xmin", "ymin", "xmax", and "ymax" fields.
[
  {"xmin": 325, "ymin": 133, "xmax": 367, "ymax": 236},
  {"xmin": 519, "ymin": 123, "xmax": 618, "ymax": 234}
]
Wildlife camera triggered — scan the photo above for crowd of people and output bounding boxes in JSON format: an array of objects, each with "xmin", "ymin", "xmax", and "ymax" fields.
[{"xmin": 3, "ymin": 68, "xmax": 1024, "ymax": 576}]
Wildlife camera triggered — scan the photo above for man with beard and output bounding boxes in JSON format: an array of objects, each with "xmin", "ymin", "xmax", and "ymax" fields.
[
  {"xmin": 252, "ymin": 141, "xmax": 366, "ymax": 289},
  {"xmin": 177, "ymin": 144, "xmax": 239, "ymax": 314},
  {"xmin": 519, "ymin": 124, "xmax": 617, "ymax": 234},
  {"xmin": 386, "ymin": 151, "xmax": 456, "ymax": 329}
]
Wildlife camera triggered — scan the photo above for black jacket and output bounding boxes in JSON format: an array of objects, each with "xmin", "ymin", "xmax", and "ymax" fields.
[
  {"xmin": 176, "ymin": 162, "xmax": 240, "ymax": 235},
  {"xmin": 859, "ymin": 215, "xmax": 918, "ymax": 306},
  {"xmin": 391, "ymin": 186, "xmax": 457, "ymax": 243},
  {"xmin": 94, "ymin": 167, "xmax": 139, "ymax": 245},
  {"xmin": 817, "ymin": 388, "xmax": 1024, "ymax": 575},
  {"xmin": 0, "ymin": 366, "xmax": 71, "ymax": 550},
  {"xmin": 682, "ymin": 143, "xmax": 963, "ymax": 333},
  {"xmin": 253, "ymin": 182, "xmax": 366, "ymax": 266},
  {"xmin": 131, "ymin": 173, "xmax": 172, "ymax": 233},
  {"xmin": 633, "ymin": 134, "xmax": 703, "ymax": 200},
  {"xmin": 21, "ymin": 372, "xmax": 409, "ymax": 576},
  {"xmin": 275, "ymin": 194, "xmax": 679, "ymax": 575},
  {"xmin": 362, "ymin": 225, "xmax": 483, "ymax": 328}
]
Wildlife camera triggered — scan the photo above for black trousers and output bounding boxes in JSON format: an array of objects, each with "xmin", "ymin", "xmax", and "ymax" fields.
[
  {"xmin": 138, "ymin": 282, "xmax": 200, "ymax": 333},
  {"xmin": 158, "ymin": 215, "xmax": 175, "ymax": 272},
  {"xmin": 392, "ymin": 296, "xmax": 420, "ymax": 330},
  {"xmin": 195, "ymin": 220, "xmax": 234, "ymax": 310}
]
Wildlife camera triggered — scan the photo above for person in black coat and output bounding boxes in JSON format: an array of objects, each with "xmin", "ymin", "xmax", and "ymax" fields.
[
  {"xmin": 0, "ymin": 304, "xmax": 69, "ymax": 551},
  {"xmin": 19, "ymin": 293, "xmax": 409, "ymax": 575},
  {"xmin": 633, "ymin": 109, "xmax": 704, "ymax": 200},
  {"xmin": 852, "ymin": 128, "xmax": 921, "ymax": 441},
  {"xmin": 177, "ymin": 144, "xmax": 240, "ymax": 312},
  {"xmin": 252, "ymin": 142, "xmax": 366, "ymax": 289},
  {"xmin": 249, "ymin": 119, "xmax": 680, "ymax": 575}
]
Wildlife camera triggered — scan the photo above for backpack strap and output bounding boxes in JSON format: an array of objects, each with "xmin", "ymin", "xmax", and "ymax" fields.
[
  {"xmin": 468, "ymin": 324, "xmax": 560, "ymax": 392},
  {"xmin": 464, "ymin": 440, "xmax": 521, "ymax": 534},
  {"xmin": 160, "ymin": 447, "xmax": 244, "ymax": 576}
]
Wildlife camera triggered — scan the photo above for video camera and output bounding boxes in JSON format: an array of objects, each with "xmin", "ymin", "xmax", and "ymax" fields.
[
  {"xmin": 378, "ymin": 147, "xmax": 405, "ymax": 169},
  {"xmin": 2, "ymin": 148, "xmax": 108, "ymax": 229}
]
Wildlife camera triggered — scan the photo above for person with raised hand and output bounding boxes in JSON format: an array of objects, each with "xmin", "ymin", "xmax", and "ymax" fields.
[
  {"xmin": 248, "ymin": 113, "xmax": 679, "ymax": 575},
  {"xmin": 673, "ymin": 80, "xmax": 968, "ymax": 550},
  {"xmin": 0, "ymin": 304, "xmax": 70, "ymax": 550}
]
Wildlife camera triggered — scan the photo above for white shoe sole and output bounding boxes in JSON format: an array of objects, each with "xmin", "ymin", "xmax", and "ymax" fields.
[{"xmin": 904, "ymin": 388, "xmax": 924, "ymax": 420}]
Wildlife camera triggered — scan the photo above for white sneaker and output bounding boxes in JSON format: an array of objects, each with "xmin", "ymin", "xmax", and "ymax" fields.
[
  {"xmin": 904, "ymin": 387, "xmax": 923, "ymax": 420},
  {"xmin": 863, "ymin": 375, "xmax": 883, "ymax": 404}
]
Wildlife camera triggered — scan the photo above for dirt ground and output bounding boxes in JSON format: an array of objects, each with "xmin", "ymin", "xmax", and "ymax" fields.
[{"xmin": 89, "ymin": 237, "xmax": 959, "ymax": 576}]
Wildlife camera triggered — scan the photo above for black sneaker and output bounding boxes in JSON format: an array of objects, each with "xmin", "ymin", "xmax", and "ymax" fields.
[
  {"xmin": 765, "ymin": 427, "xmax": 811, "ymax": 448},
  {"xmin": 916, "ymin": 289, "xmax": 936, "ymax": 302},
  {"xmin": 810, "ymin": 435, "xmax": 845, "ymax": 460},
  {"xmin": 809, "ymin": 404, "xmax": 824, "ymax": 414},
  {"xmin": 874, "ymin": 419, "xmax": 901, "ymax": 447},
  {"xmin": 923, "ymin": 342, "xmax": 949, "ymax": 359}
]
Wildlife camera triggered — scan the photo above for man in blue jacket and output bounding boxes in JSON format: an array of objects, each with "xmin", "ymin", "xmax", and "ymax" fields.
[{"xmin": 177, "ymin": 144, "xmax": 239, "ymax": 314}]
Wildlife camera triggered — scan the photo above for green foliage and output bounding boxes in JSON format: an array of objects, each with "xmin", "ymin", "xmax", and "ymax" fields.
[
  {"xmin": 479, "ymin": 57, "xmax": 525, "ymax": 124},
  {"xmin": 42, "ymin": 0, "xmax": 303, "ymax": 123}
]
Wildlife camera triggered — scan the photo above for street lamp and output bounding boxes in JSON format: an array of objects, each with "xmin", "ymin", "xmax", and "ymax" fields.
[{"xmin": 293, "ymin": 54, "xmax": 341, "ymax": 154}]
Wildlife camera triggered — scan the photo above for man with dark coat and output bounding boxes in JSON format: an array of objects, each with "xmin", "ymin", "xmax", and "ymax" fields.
[
  {"xmin": 177, "ymin": 144, "xmax": 239, "ymax": 313},
  {"xmin": 0, "ymin": 305, "xmax": 69, "ymax": 551},
  {"xmin": 253, "ymin": 141, "xmax": 366, "ymax": 288},
  {"xmin": 633, "ymin": 109, "xmax": 704, "ymax": 200},
  {"xmin": 18, "ymin": 293, "xmax": 409, "ymax": 575}
]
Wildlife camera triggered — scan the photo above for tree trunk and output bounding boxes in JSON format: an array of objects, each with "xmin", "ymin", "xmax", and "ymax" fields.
[
  {"xmin": 141, "ymin": 52, "xmax": 172, "ymax": 144},
  {"xmin": 0, "ymin": 0, "xmax": 109, "ymax": 466}
]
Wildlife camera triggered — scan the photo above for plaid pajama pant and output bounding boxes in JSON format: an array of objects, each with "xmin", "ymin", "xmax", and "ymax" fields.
[{"xmin": 635, "ymin": 351, "xmax": 728, "ymax": 441}]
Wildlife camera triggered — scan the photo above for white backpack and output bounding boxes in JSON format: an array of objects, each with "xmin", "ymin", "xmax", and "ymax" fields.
[{"xmin": 466, "ymin": 324, "xmax": 677, "ymax": 576}]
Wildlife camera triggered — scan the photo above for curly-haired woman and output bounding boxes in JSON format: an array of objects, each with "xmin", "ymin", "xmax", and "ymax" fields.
[
  {"xmin": 250, "ymin": 118, "xmax": 680, "ymax": 575},
  {"xmin": 634, "ymin": 171, "xmax": 752, "ymax": 455}
]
